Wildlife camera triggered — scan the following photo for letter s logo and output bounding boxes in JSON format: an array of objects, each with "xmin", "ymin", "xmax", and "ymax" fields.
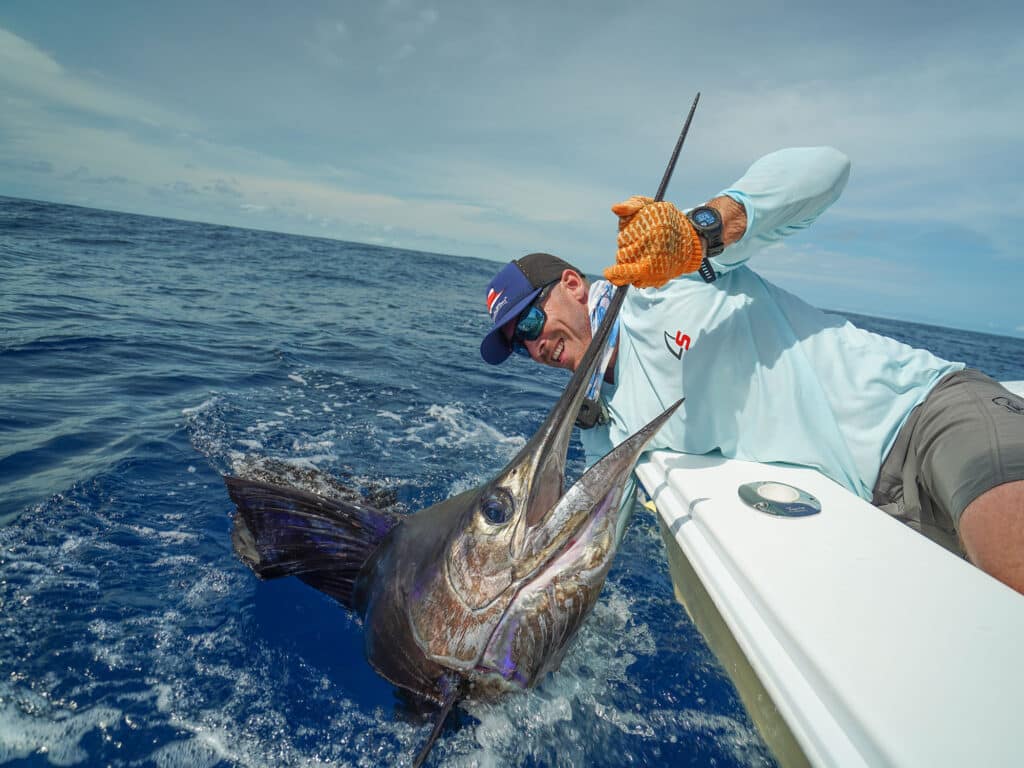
[{"xmin": 664, "ymin": 330, "xmax": 691, "ymax": 360}]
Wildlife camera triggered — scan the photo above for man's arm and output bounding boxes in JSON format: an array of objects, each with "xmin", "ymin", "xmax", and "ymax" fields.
[
  {"xmin": 605, "ymin": 147, "xmax": 849, "ymax": 286},
  {"xmin": 713, "ymin": 147, "xmax": 850, "ymax": 269},
  {"xmin": 707, "ymin": 194, "xmax": 748, "ymax": 247}
]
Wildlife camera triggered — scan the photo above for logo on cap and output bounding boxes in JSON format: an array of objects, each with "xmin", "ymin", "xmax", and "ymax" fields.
[{"xmin": 487, "ymin": 289, "xmax": 508, "ymax": 322}]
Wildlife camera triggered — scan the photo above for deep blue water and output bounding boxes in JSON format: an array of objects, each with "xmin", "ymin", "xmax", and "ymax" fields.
[{"xmin": 2, "ymin": 196, "xmax": 1022, "ymax": 767}]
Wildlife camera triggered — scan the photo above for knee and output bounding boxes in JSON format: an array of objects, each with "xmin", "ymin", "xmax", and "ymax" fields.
[{"xmin": 959, "ymin": 480, "xmax": 1024, "ymax": 595}]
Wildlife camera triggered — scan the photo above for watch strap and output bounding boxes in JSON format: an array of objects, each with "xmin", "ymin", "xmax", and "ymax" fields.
[
  {"xmin": 698, "ymin": 257, "xmax": 717, "ymax": 283},
  {"xmin": 687, "ymin": 206, "xmax": 723, "ymax": 283}
]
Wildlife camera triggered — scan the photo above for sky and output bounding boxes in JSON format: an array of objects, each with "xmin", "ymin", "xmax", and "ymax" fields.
[{"xmin": 1, "ymin": 0, "xmax": 1022, "ymax": 337}]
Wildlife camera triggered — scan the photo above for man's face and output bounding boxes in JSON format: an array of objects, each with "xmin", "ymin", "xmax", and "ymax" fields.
[{"xmin": 503, "ymin": 270, "xmax": 592, "ymax": 372}]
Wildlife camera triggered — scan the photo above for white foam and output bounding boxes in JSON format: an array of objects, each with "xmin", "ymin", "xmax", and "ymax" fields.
[
  {"xmin": 0, "ymin": 496, "xmax": 767, "ymax": 768},
  {"xmin": 127, "ymin": 525, "xmax": 198, "ymax": 545},
  {"xmin": 148, "ymin": 736, "xmax": 225, "ymax": 768},
  {"xmin": 181, "ymin": 398, "xmax": 218, "ymax": 417},
  {"xmin": 279, "ymin": 454, "xmax": 335, "ymax": 469},
  {"xmin": 182, "ymin": 568, "xmax": 245, "ymax": 609},
  {"xmin": 152, "ymin": 554, "xmax": 199, "ymax": 568},
  {"xmin": 396, "ymin": 404, "xmax": 526, "ymax": 453},
  {"xmin": 289, "ymin": 438, "xmax": 335, "ymax": 452},
  {"xmin": 14, "ymin": 379, "xmax": 767, "ymax": 767},
  {"xmin": 248, "ymin": 420, "xmax": 283, "ymax": 432},
  {"xmin": 0, "ymin": 684, "xmax": 121, "ymax": 765},
  {"xmin": 58, "ymin": 534, "xmax": 86, "ymax": 554}
]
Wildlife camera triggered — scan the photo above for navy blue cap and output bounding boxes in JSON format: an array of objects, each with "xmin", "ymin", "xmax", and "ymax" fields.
[{"xmin": 480, "ymin": 252, "xmax": 579, "ymax": 365}]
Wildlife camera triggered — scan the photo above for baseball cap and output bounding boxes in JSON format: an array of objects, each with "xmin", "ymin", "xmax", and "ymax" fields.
[{"xmin": 480, "ymin": 252, "xmax": 580, "ymax": 364}]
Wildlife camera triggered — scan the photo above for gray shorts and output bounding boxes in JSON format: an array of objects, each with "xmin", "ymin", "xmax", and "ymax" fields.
[{"xmin": 872, "ymin": 369, "xmax": 1024, "ymax": 556}]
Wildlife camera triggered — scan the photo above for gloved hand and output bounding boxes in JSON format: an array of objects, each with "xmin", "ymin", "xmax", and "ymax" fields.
[{"xmin": 603, "ymin": 195, "xmax": 703, "ymax": 288}]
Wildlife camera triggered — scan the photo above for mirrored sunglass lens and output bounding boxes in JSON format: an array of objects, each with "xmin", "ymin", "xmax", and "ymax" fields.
[{"xmin": 515, "ymin": 306, "xmax": 545, "ymax": 341}]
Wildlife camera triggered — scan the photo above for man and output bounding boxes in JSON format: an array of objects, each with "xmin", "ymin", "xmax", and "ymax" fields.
[{"xmin": 479, "ymin": 147, "xmax": 1024, "ymax": 594}]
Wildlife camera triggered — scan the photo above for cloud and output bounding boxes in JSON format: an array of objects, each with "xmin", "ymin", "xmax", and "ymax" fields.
[
  {"xmin": 1, "ymin": 7, "xmax": 1021, "ymax": 337},
  {"xmin": 307, "ymin": 18, "xmax": 349, "ymax": 68},
  {"xmin": 0, "ymin": 26, "xmax": 193, "ymax": 130},
  {"xmin": 707, "ymin": 42, "xmax": 1023, "ymax": 179},
  {"xmin": 59, "ymin": 166, "xmax": 135, "ymax": 186},
  {"xmin": 204, "ymin": 179, "xmax": 243, "ymax": 198},
  {"xmin": 0, "ymin": 158, "xmax": 53, "ymax": 174},
  {"xmin": 169, "ymin": 181, "xmax": 199, "ymax": 195},
  {"xmin": 755, "ymin": 242, "xmax": 925, "ymax": 296},
  {"xmin": 0, "ymin": 105, "xmax": 537, "ymax": 257}
]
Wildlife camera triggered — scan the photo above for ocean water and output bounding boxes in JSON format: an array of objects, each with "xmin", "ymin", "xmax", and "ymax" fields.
[{"xmin": 2, "ymin": 195, "xmax": 1022, "ymax": 768}]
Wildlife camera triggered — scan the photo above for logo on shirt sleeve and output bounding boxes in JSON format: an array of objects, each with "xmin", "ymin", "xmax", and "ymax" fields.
[{"xmin": 664, "ymin": 330, "xmax": 691, "ymax": 360}]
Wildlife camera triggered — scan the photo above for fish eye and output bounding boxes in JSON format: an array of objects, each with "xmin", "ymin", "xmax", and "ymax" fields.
[{"xmin": 479, "ymin": 490, "xmax": 514, "ymax": 526}]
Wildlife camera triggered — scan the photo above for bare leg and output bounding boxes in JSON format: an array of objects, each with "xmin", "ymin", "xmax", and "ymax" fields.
[{"xmin": 959, "ymin": 480, "xmax": 1024, "ymax": 594}]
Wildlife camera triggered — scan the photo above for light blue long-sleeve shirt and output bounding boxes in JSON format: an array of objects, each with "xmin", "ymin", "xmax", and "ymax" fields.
[{"xmin": 581, "ymin": 147, "xmax": 963, "ymax": 502}]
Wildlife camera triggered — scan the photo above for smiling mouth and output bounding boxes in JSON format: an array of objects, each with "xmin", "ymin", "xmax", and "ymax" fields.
[{"xmin": 550, "ymin": 339, "xmax": 565, "ymax": 365}]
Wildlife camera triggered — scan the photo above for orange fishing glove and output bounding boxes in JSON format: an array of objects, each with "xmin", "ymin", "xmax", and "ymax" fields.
[{"xmin": 603, "ymin": 195, "xmax": 703, "ymax": 288}]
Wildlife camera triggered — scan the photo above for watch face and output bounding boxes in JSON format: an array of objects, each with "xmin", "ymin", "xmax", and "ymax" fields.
[{"xmin": 692, "ymin": 208, "xmax": 719, "ymax": 228}]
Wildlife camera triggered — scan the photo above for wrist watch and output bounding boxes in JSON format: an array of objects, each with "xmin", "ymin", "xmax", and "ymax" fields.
[
  {"xmin": 686, "ymin": 205, "xmax": 724, "ymax": 283},
  {"xmin": 687, "ymin": 205, "xmax": 724, "ymax": 258}
]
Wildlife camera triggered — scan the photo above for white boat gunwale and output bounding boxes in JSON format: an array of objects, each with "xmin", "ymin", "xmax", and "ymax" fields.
[{"xmin": 634, "ymin": 381, "xmax": 1024, "ymax": 768}]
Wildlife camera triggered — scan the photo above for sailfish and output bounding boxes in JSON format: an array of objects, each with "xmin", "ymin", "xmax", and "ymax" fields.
[
  {"xmin": 224, "ymin": 94, "xmax": 699, "ymax": 765},
  {"xmin": 223, "ymin": 287, "xmax": 678, "ymax": 764}
]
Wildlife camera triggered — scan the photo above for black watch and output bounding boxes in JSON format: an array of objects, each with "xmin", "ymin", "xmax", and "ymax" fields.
[
  {"xmin": 686, "ymin": 205, "xmax": 724, "ymax": 258},
  {"xmin": 686, "ymin": 205, "xmax": 724, "ymax": 283}
]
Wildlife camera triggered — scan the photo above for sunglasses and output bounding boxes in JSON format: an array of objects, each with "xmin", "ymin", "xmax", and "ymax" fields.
[{"xmin": 511, "ymin": 281, "xmax": 557, "ymax": 357}]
